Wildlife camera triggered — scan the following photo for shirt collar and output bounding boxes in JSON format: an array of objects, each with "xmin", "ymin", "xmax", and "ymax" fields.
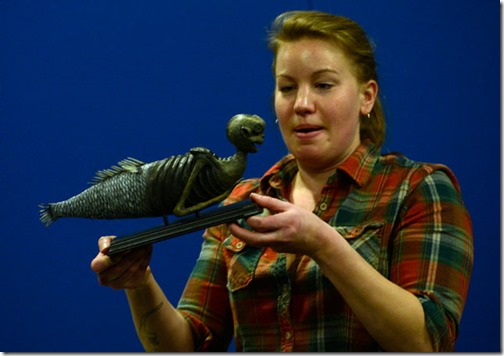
[
  {"xmin": 260, "ymin": 154, "xmax": 297, "ymax": 196},
  {"xmin": 260, "ymin": 140, "xmax": 379, "ymax": 193},
  {"xmin": 336, "ymin": 140, "xmax": 379, "ymax": 188}
]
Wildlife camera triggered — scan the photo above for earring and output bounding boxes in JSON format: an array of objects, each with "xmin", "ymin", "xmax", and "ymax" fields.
[{"xmin": 275, "ymin": 119, "xmax": 279, "ymax": 124}]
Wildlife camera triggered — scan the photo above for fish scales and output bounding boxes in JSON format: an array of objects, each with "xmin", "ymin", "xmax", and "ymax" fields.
[
  {"xmin": 40, "ymin": 155, "xmax": 192, "ymax": 226},
  {"xmin": 42, "ymin": 168, "xmax": 152, "ymax": 224}
]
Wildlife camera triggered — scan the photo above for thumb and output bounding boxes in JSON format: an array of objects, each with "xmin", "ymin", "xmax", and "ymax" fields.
[{"xmin": 98, "ymin": 235, "xmax": 116, "ymax": 254}]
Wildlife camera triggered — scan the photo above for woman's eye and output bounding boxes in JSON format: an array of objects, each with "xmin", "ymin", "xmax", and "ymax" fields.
[
  {"xmin": 278, "ymin": 85, "xmax": 295, "ymax": 93},
  {"xmin": 316, "ymin": 82, "xmax": 334, "ymax": 90}
]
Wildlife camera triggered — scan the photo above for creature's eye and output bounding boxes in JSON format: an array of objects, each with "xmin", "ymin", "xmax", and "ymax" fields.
[{"xmin": 254, "ymin": 123, "xmax": 264, "ymax": 133}]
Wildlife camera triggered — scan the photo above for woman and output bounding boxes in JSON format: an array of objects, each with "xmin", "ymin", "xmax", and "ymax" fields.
[{"xmin": 91, "ymin": 11, "xmax": 473, "ymax": 352}]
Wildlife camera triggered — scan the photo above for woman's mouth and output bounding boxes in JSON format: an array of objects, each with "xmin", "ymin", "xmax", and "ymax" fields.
[{"xmin": 294, "ymin": 125, "xmax": 323, "ymax": 139}]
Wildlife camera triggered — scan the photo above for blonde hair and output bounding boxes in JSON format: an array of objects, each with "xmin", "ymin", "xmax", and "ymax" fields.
[{"xmin": 268, "ymin": 11, "xmax": 386, "ymax": 149}]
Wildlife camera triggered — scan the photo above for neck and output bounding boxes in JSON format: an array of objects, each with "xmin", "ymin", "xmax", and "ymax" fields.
[
  {"xmin": 224, "ymin": 150, "xmax": 248, "ymax": 178},
  {"xmin": 291, "ymin": 138, "xmax": 359, "ymax": 192},
  {"xmin": 290, "ymin": 167, "xmax": 334, "ymax": 211}
]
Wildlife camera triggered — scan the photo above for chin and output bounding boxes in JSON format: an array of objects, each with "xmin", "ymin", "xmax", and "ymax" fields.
[{"xmin": 293, "ymin": 149, "xmax": 325, "ymax": 165}]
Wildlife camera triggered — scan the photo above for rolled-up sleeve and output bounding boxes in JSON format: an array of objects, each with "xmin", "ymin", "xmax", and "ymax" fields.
[
  {"xmin": 390, "ymin": 169, "xmax": 474, "ymax": 351},
  {"xmin": 177, "ymin": 224, "xmax": 234, "ymax": 352}
]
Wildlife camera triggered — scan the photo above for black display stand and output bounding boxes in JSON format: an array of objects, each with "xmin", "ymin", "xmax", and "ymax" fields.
[{"xmin": 107, "ymin": 199, "xmax": 262, "ymax": 255}]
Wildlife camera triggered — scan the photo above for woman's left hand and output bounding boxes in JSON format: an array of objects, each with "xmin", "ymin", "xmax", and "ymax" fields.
[{"xmin": 229, "ymin": 193, "xmax": 331, "ymax": 257}]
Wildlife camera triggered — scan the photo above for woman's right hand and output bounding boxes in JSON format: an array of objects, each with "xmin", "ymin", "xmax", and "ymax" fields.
[{"xmin": 90, "ymin": 236, "xmax": 153, "ymax": 290}]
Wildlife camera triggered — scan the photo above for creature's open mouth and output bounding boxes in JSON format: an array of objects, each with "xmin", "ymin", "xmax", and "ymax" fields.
[
  {"xmin": 247, "ymin": 135, "xmax": 263, "ymax": 153},
  {"xmin": 253, "ymin": 134, "xmax": 265, "ymax": 145}
]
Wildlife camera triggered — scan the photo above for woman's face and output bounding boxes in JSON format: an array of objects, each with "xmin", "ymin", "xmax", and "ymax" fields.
[{"xmin": 274, "ymin": 38, "xmax": 376, "ymax": 172}]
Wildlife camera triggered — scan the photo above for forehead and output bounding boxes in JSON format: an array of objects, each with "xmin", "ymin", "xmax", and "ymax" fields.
[{"xmin": 275, "ymin": 38, "xmax": 352, "ymax": 74}]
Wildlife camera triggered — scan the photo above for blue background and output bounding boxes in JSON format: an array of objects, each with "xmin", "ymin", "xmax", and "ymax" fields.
[{"xmin": 1, "ymin": 0, "xmax": 499, "ymax": 352}]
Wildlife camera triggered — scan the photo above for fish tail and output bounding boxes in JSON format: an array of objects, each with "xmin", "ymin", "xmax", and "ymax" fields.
[{"xmin": 39, "ymin": 204, "xmax": 57, "ymax": 227}]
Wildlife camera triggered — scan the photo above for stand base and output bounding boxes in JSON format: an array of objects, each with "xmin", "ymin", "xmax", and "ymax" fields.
[{"xmin": 107, "ymin": 199, "xmax": 262, "ymax": 255}]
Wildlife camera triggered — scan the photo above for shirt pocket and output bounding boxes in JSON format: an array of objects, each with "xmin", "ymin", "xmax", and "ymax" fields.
[
  {"xmin": 335, "ymin": 221, "xmax": 384, "ymax": 269},
  {"xmin": 223, "ymin": 234, "xmax": 263, "ymax": 293}
]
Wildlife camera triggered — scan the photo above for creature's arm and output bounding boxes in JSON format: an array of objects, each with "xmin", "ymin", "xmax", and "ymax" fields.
[{"xmin": 173, "ymin": 151, "xmax": 232, "ymax": 216}]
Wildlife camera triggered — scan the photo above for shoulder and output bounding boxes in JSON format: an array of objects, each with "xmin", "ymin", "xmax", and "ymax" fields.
[
  {"xmin": 222, "ymin": 155, "xmax": 296, "ymax": 204},
  {"xmin": 189, "ymin": 147, "xmax": 216, "ymax": 158},
  {"xmin": 376, "ymin": 152, "xmax": 462, "ymax": 194}
]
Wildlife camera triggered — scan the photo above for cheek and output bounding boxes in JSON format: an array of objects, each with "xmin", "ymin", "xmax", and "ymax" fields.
[
  {"xmin": 273, "ymin": 100, "xmax": 292, "ymax": 142},
  {"xmin": 274, "ymin": 95, "xmax": 290, "ymax": 121},
  {"xmin": 330, "ymin": 93, "xmax": 362, "ymax": 122},
  {"xmin": 325, "ymin": 101, "xmax": 361, "ymax": 134}
]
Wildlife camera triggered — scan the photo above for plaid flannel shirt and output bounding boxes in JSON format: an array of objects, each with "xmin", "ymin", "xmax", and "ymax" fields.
[{"xmin": 177, "ymin": 141, "xmax": 473, "ymax": 352}]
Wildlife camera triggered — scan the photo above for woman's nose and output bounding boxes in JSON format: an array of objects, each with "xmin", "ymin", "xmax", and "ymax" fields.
[{"xmin": 293, "ymin": 87, "xmax": 315, "ymax": 115}]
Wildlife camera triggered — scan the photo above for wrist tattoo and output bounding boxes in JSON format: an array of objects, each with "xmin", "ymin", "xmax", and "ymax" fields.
[{"xmin": 139, "ymin": 301, "xmax": 164, "ymax": 351}]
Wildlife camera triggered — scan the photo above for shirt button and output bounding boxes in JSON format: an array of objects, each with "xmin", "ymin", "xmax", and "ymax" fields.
[
  {"xmin": 285, "ymin": 331, "xmax": 293, "ymax": 340},
  {"xmin": 319, "ymin": 202, "xmax": 328, "ymax": 211}
]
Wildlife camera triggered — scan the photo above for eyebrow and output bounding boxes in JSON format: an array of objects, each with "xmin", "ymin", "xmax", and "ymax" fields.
[
  {"xmin": 312, "ymin": 69, "xmax": 341, "ymax": 77},
  {"xmin": 275, "ymin": 68, "xmax": 341, "ymax": 80}
]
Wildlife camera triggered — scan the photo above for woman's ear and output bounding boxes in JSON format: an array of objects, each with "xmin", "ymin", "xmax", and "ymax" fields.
[{"xmin": 360, "ymin": 80, "xmax": 378, "ymax": 115}]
